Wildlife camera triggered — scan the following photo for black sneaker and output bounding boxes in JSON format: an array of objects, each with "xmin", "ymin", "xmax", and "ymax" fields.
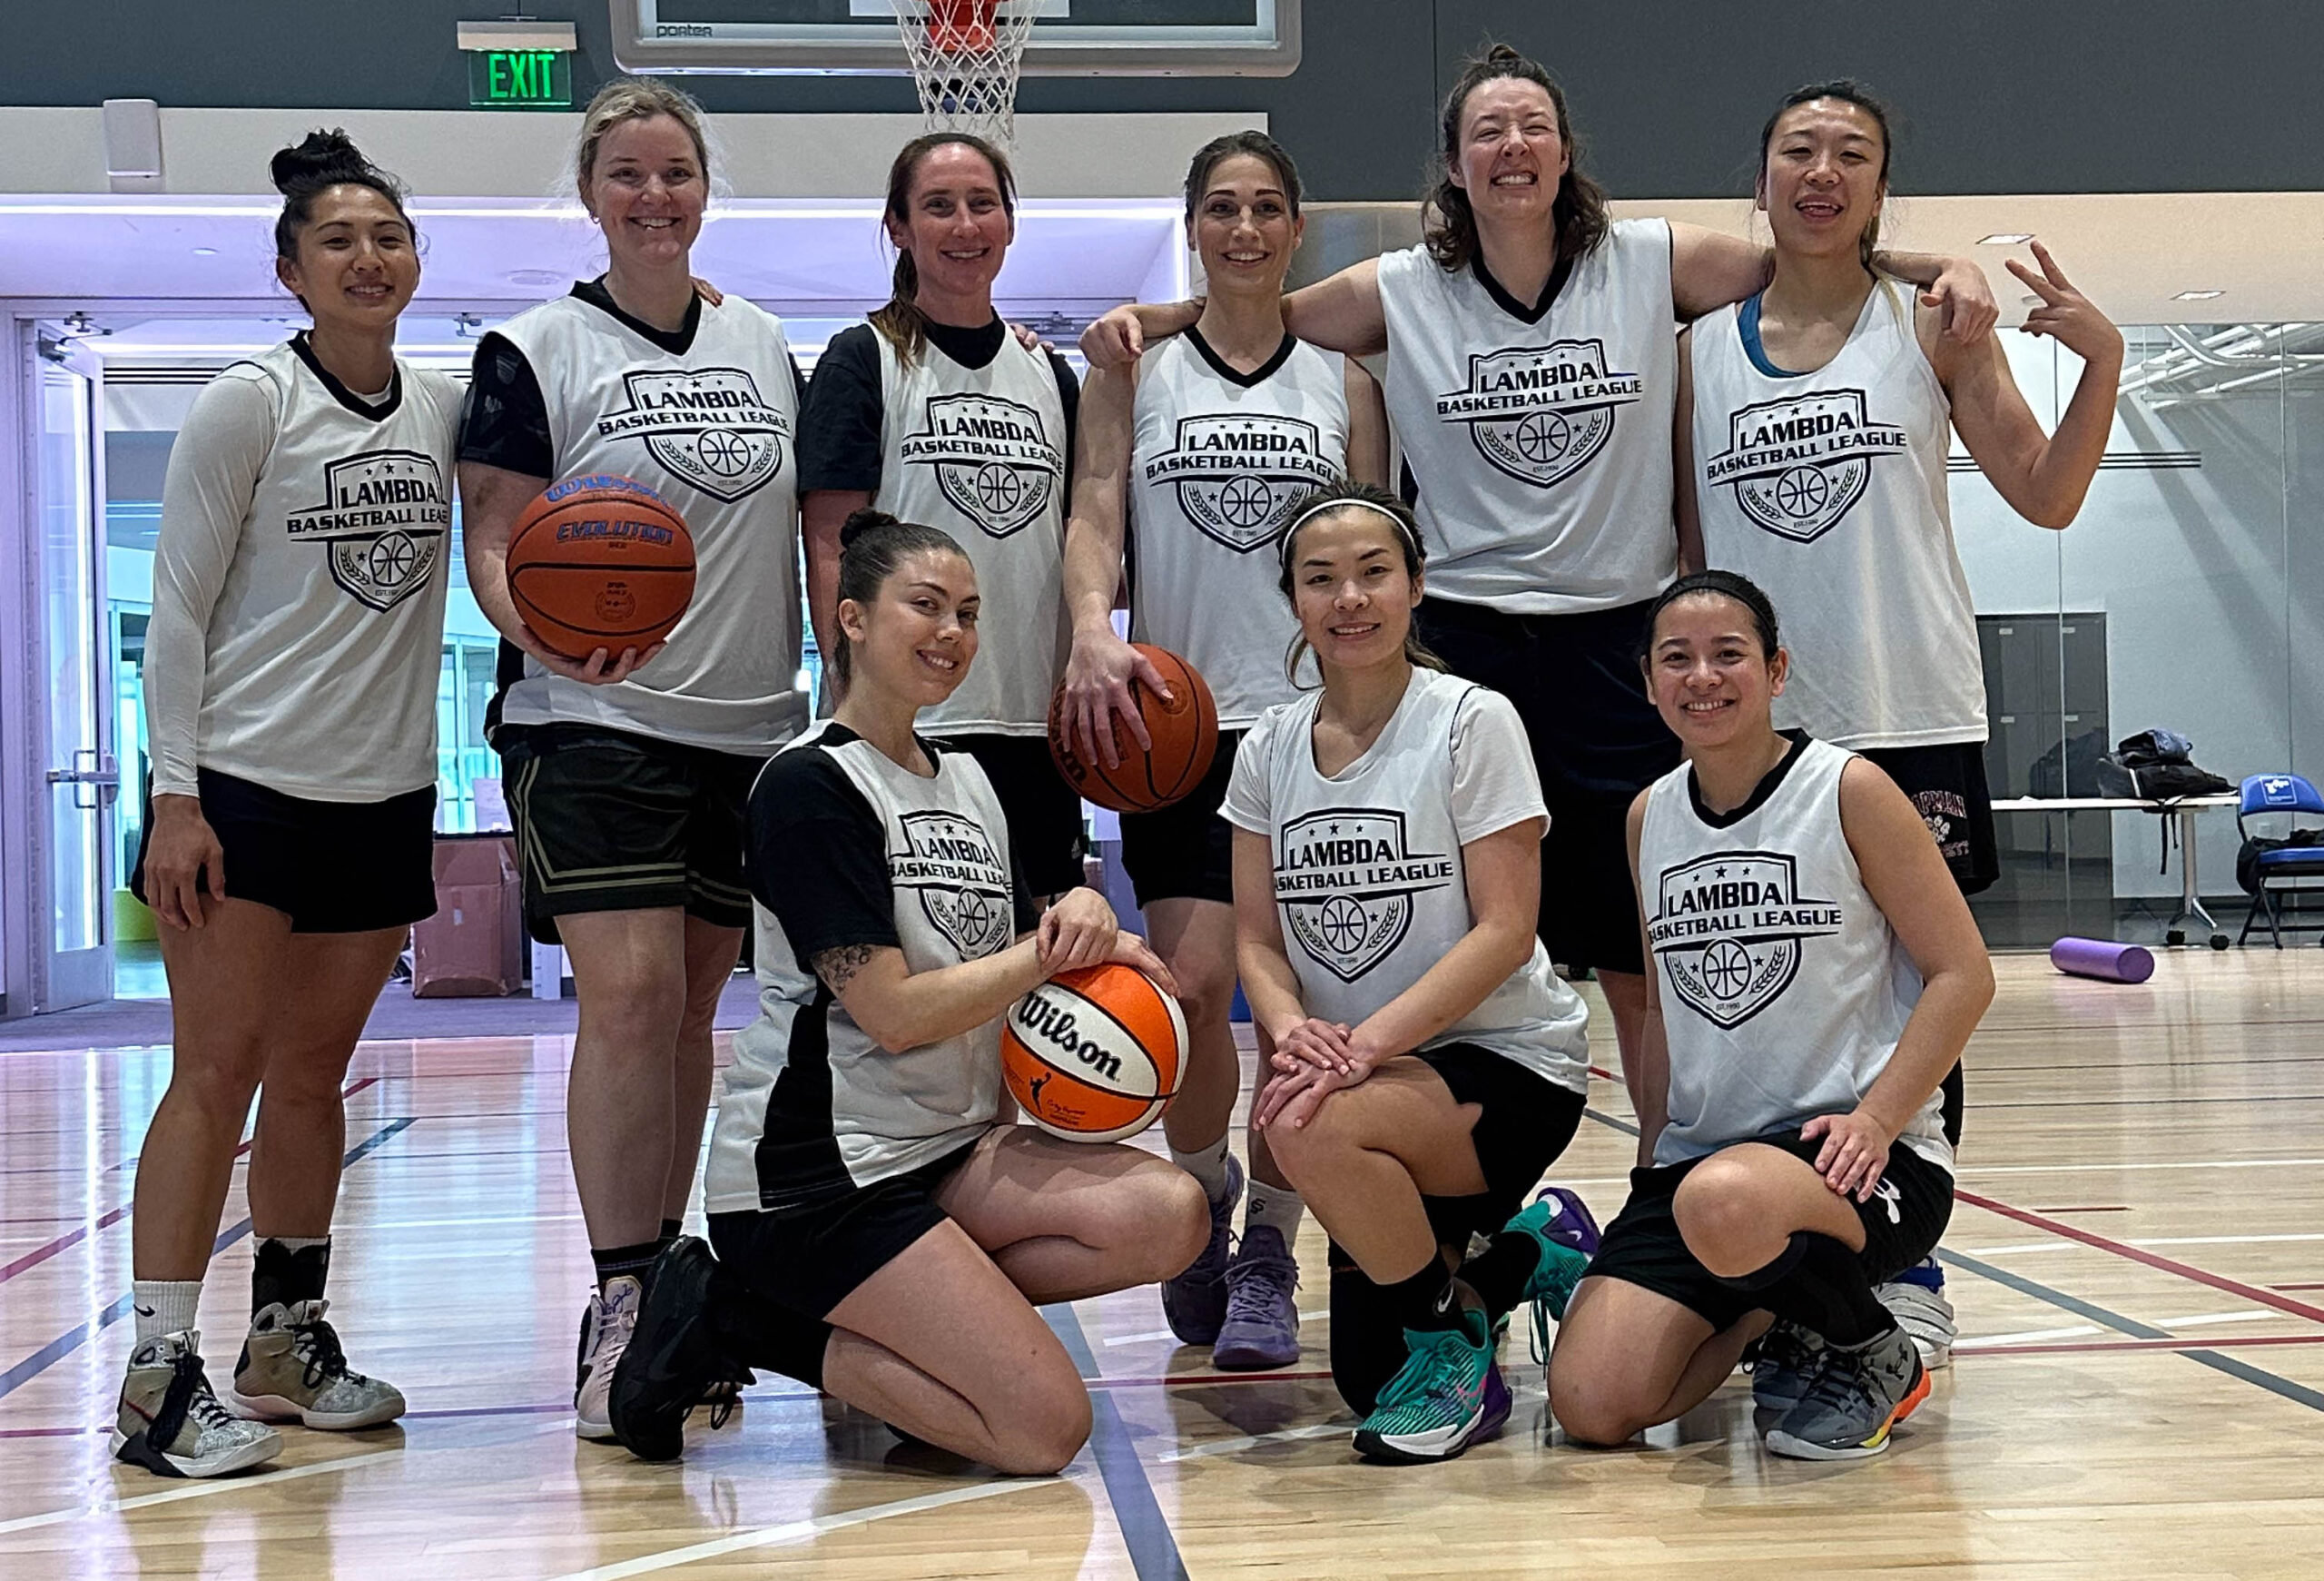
[{"xmin": 609, "ymin": 1238, "xmax": 731, "ymax": 1462}]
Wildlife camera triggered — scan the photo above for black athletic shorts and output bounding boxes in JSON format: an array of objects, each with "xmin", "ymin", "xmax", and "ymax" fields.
[
  {"xmin": 1413, "ymin": 596, "xmax": 1680, "ymax": 976},
  {"xmin": 1857, "ymin": 740, "xmax": 1999, "ymax": 897},
  {"xmin": 495, "ymin": 723, "xmax": 763, "ymax": 944},
  {"xmin": 934, "ymin": 733, "xmax": 1088, "ymax": 900},
  {"xmin": 1327, "ymin": 1043, "xmax": 1587, "ymax": 1415},
  {"xmin": 131, "ymin": 768, "xmax": 437, "ymax": 934},
  {"xmin": 1118, "ymin": 730, "xmax": 1242, "ymax": 909},
  {"xmin": 1586, "ymin": 1129, "xmax": 1955, "ymax": 1334},
  {"xmin": 707, "ymin": 1134, "xmax": 980, "ymax": 1324}
]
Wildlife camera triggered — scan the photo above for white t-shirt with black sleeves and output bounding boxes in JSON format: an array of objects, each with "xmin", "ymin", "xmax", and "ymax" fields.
[
  {"xmin": 468, "ymin": 282, "xmax": 806, "ymax": 756},
  {"xmin": 145, "ymin": 334, "xmax": 460, "ymax": 803},
  {"xmin": 1221, "ymin": 667, "xmax": 1592, "ymax": 1092},
  {"xmin": 1638, "ymin": 733, "xmax": 1952, "ymax": 1172},
  {"xmin": 706, "ymin": 718, "xmax": 1039, "ymax": 1214},
  {"xmin": 1377, "ymin": 219, "xmax": 1678, "ymax": 614},
  {"xmin": 1127, "ymin": 328, "xmax": 1349, "ymax": 728}
]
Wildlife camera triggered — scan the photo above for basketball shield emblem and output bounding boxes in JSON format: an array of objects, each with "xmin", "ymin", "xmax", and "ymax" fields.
[
  {"xmin": 285, "ymin": 449, "xmax": 449, "ymax": 613},
  {"xmin": 1147, "ymin": 413, "xmax": 1334, "ymax": 552},
  {"xmin": 1705, "ymin": 390, "xmax": 1908, "ymax": 544},
  {"xmin": 1436, "ymin": 340, "xmax": 1644, "ymax": 489},
  {"xmin": 1647, "ymin": 852, "xmax": 1844, "ymax": 1029},
  {"xmin": 1275, "ymin": 809, "xmax": 1456, "ymax": 983},
  {"xmin": 606, "ymin": 368, "xmax": 787, "ymax": 503},
  {"xmin": 902, "ymin": 392, "xmax": 1059, "ymax": 539},
  {"xmin": 893, "ymin": 810, "xmax": 1013, "ymax": 959}
]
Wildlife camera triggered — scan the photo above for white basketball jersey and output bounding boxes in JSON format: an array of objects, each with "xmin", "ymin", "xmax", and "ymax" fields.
[
  {"xmin": 493, "ymin": 294, "xmax": 805, "ymax": 755},
  {"xmin": 1639, "ymin": 736, "xmax": 1950, "ymax": 1171},
  {"xmin": 708, "ymin": 721, "xmax": 1012, "ymax": 1210},
  {"xmin": 1222, "ymin": 668, "xmax": 1591, "ymax": 1092},
  {"xmin": 171, "ymin": 341, "xmax": 460, "ymax": 801},
  {"xmin": 1690, "ymin": 282, "xmax": 1986, "ymax": 747},
  {"xmin": 874, "ymin": 330, "xmax": 1070, "ymax": 736},
  {"xmin": 1378, "ymin": 219, "xmax": 1678, "ymax": 612},
  {"xmin": 1128, "ymin": 331, "xmax": 1348, "ymax": 726}
]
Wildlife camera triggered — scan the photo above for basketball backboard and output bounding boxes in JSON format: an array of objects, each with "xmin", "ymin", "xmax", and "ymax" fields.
[{"xmin": 609, "ymin": 1, "xmax": 1300, "ymax": 76}]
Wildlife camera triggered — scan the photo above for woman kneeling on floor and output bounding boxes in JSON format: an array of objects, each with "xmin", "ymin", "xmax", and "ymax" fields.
[{"xmin": 1549, "ymin": 570, "xmax": 1994, "ymax": 1461}]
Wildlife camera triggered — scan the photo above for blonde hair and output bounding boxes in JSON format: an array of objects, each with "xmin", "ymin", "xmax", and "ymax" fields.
[{"xmin": 575, "ymin": 77, "xmax": 712, "ymax": 210}]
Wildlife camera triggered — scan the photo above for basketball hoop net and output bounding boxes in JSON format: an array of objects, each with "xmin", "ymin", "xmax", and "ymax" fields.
[{"xmin": 895, "ymin": 0, "xmax": 1038, "ymax": 147}]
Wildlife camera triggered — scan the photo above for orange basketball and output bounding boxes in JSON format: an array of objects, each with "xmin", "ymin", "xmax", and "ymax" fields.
[
  {"xmin": 1001, "ymin": 963, "xmax": 1187, "ymax": 1143},
  {"xmin": 505, "ymin": 475, "xmax": 695, "ymax": 661},
  {"xmin": 1047, "ymin": 645, "xmax": 1219, "ymax": 813}
]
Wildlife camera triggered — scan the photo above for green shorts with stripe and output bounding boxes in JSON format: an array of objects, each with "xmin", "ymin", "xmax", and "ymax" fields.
[{"xmin": 496, "ymin": 723, "xmax": 765, "ymax": 944}]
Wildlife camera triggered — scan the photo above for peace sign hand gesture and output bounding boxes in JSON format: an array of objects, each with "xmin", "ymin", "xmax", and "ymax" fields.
[{"xmin": 2007, "ymin": 241, "xmax": 2123, "ymax": 367}]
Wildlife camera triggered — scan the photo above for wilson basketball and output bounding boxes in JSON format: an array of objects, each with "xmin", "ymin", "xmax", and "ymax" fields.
[
  {"xmin": 1047, "ymin": 645, "xmax": 1218, "ymax": 813},
  {"xmin": 505, "ymin": 475, "xmax": 695, "ymax": 661},
  {"xmin": 1001, "ymin": 963, "xmax": 1187, "ymax": 1144}
]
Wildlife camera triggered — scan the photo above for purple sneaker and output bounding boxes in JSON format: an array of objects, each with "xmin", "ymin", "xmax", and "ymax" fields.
[
  {"xmin": 1211, "ymin": 1225, "xmax": 1301, "ymax": 1370},
  {"xmin": 1531, "ymin": 1185, "xmax": 1601, "ymax": 1257},
  {"xmin": 1162, "ymin": 1154, "xmax": 1242, "ymax": 1345}
]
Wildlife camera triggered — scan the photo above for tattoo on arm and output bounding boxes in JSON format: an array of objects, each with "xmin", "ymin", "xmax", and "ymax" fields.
[{"xmin": 810, "ymin": 944, "xmax": 876, "ymax": 997}]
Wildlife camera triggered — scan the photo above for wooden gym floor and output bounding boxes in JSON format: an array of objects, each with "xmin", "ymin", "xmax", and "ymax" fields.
[{"xmin": 2, "ymin": 950, "xmax": 2322, "ymax": 1578}]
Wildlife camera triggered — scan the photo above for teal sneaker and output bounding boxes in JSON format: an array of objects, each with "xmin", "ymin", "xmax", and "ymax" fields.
[
  {"xmin": 1351, "ymin": 1302, "xmax": 1511, "ymax": 1464},
  {"xmin": 1498, "ymin": 1193, "xmax": 1594, "ymax": 1362}
]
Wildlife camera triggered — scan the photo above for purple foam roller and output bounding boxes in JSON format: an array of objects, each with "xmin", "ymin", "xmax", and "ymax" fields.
[{"xmin": 2049, "ymin": 936, "xmax": 2155, "ymax": 983}]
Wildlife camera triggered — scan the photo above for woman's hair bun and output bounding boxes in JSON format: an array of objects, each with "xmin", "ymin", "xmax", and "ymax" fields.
[
  {"xmin": 1484, "ymin": 43, "xmax": 1523, "ymax": 65},
  {"xmin": 840, "ymin": 508, "xmax": 902, "ymax": 549},
  {"xmin": 271, "ymin": 129, "xmax": 377, "ymax": 197}
]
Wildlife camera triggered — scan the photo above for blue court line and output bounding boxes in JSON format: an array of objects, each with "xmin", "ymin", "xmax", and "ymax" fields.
[
  {"xmin": 1042, "ymin": 1304, "xmax": 1190, "ymax": 1581},
  {"xmin": 0, "ymin": 1117, "xmax": 416, "ymax": 1403},
  {"xmin": 1583, "ymin": 1107, "xmax": 1641, "ymax": 1138},
  {"xmin": 1942, "ymin": 1248, "xmax": 2324, "ymax": 1414}
]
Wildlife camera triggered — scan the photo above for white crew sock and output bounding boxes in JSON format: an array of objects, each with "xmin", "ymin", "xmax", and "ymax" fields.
[
  {"xmin": 1169, "ymin": 1134, "xmax": 1234, "ymax": 1203},
  {"xmin": 1243, "ymin": 1181, "xmax": 1306, "ymax": 1243},
  {"xmin": 133, "ymin": 1280, "xmax": 202, "ymax": 1345}
]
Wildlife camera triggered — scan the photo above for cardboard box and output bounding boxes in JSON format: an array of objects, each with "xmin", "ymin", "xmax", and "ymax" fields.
[{"xmin": 412, "ymin": 835, "xmax": 524, "ymax": 998}]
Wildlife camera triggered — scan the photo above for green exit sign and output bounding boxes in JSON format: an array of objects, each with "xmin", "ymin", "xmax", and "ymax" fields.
[{"xmin": 469, "ymin": 49, "xmax": 572, "ymax": 108}]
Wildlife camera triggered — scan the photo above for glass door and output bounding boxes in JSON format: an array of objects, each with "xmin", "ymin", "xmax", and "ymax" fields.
[{"xmin": 29, "ymin": 325, "xmax": 115, "ymax": 1009}]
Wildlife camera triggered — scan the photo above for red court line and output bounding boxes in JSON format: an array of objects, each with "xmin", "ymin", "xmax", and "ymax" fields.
[
  {"xmin": 0, "ymin": 1075, "xmax": 382, "ymax": 1283},
  {"xmin": 1954, "ymin": 1188, "xmax": 2324, "ymax": 1326}
]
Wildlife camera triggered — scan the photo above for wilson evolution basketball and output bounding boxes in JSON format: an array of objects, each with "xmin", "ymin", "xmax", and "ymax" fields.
[
  {"xmin": 505, "ymin": 475, "xmax": 695, "ymax": 661},
  {"xmin": 1047, "ymin": 645, "xmax": 1218, "ymax": 813},
  {"xmin": 1001, "ymin": 963, "xmax": 1187, "ymax": 1144}
]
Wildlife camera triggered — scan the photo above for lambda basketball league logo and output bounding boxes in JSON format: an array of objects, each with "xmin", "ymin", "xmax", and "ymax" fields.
[
  {"xmin": 1649, "ymin": 852, "xmax": 1844, "ymax": 1029},
  {"xmin": 1435, "ymin": 340, "xmax": 1643, "ymax": 488},
  {"xmin": 1706, "ymin": 390, "xmax": 1908, "ymax": 543},
  {"xmin": 902, "ymin": 392, "xmax": 1059, "ymax": 538},
  {"xmin": 284, "ymin": 449, "xmax": 448, "ymax": 613},
  {"xmin": 1142, "ymin": 413, "xmax": 1335, "ymax": 552},
  {"xmin": 1275, "ymin": 808, "xmax": 1455, "ymax": 982},
  {"xmin": 597, "ymin": 368, "xmax": 788, "ymax": 502},
  {"xmin": 893, "ymin": 810, "xmax": 1012, "ymax": 959}
]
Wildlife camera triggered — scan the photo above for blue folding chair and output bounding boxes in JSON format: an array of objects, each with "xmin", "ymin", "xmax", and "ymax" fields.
[{"xmin": 2235, "ymin": 773, "xmax": 2324, "ymax": 948}]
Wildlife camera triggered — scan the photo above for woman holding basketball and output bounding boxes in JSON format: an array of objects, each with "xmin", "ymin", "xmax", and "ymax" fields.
[
  {"xmin": 1226, "ymin": 482, "xmax": 1597, "ymax": 1464},
  {"xmin": 116, "ymin": 130, "xmax": 457, "ymax": 1477},
  {"xmin": 1549, "ymin": 571, "xmax": 1990, "ymax": 1461},
  {"xmin": 1086, "ymin": 44, "xmax": 1995, "ymax": 1126},
  {"xmin": 1059, "ymin": 131, "xmax": 1390, "ymax": 1368},
  {"xmin": 799, "ymin": 132, "xmax": 1084, "ymax": 903},
  {"xmin": 1674, "ymin": 81, "xmax": 2122, "ymax": 1376},
  {"xmin": 606, "ymin": 509, "xmax": 1207, "ymax": 1473},
  {"xmin": 458, "ymin": 77, "xmax": 806, "ymax": 1440}
]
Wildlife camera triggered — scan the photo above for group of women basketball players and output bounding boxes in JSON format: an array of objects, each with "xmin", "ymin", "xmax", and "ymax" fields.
[{"xmin": 120, "ymin": 40, "xmax": 2122, "ymax": 1479}]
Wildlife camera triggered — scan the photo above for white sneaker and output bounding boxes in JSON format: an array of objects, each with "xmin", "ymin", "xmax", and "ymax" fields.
[
  {"xmin": 576, "ymin": 1278, "xmax": 643, "ymax": 1441},
  {"xmin": 113, "ymin": 1330, "xmax": 283, "ymax": 1478},
  {"xmin": 1876, "ymin": 1263, "xmax": 1956, "ymax": 1371}
]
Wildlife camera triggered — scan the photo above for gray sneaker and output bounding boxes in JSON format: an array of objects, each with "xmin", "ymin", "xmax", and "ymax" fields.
[
  {"xmin": 230, "ymin": 1299, "xmax": 406, "ymax": 1429},
  {"xmin": 1161, "ymin": 1154, "xmax": 1242, "ymax": 1346},
  {"xmin": 1876, "ymin": 1260, "xmax": 1957, "ymax": 1370},
  {"xmin": 1211, "ymin": 1225, "xmax": 1301, "ymax": 1370},
  {"xmin": 113, "ymin": 1331, "xmax": 282, "ymax": 1478},
  {"xmin": 1765, "ymin": 1325, "xmax": 1930, "ymax": 1461},
  {"xmin": 1749, "ymin": 1319, "xmax": 1826, "ymax": 1411}
]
